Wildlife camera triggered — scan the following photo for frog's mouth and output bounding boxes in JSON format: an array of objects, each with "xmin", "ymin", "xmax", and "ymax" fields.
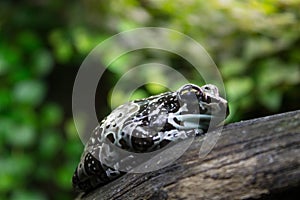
[
  {"xmin": 167, "ymin": 112, "xmax": 226, "ymax": 130},
  {"xmin": 167, "ymin": 100, "xmax": 228, "ymax": 130}
]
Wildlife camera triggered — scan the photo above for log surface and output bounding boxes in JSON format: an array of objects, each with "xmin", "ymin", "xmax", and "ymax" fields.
[{"xmin": 78, "ymin": 110, "xmax": 300, "ymax": 200}]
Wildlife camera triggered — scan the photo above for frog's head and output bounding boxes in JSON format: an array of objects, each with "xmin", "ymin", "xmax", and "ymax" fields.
[
  {"xmin": 177, "ymin": 84, "xmax": 228, "ymax": 116},
  {"xmin": 120, "ymin": 83, "xmax": 229, "ymax": 151},
  {"xmin": 166, "ymin": 83, "xmax": 229, "ymax": 131},
  {"xmin": 130, "ymin": 83, "xmax": 228, "ymax": 132}
]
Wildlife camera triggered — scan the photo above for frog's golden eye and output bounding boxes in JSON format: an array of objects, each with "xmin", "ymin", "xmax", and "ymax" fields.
[
  {"xmin": 178, "ymin": 84, "xmax": 201, "ymax": 95},
  {"xmin": 178, "ymin": 84, "xmax": 204, "ymax": 104}
]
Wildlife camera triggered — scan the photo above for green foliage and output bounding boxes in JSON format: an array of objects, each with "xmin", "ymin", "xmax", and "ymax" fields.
[
  {"xmin": 96, "ymin": 0, "xmax": 300, "ymax": 121},
  {"xmin": 0, "ymin": 0, "xmax": 299, "ymax": 199}
]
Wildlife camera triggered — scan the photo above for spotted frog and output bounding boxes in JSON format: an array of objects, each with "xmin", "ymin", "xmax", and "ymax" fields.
[{"xmin": 72, "ymin": 84, "xmax": 229, "ymax": 192}]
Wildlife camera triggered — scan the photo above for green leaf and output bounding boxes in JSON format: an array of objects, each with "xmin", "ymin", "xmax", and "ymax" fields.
[
  {"xmin": 0, "ymin": 89, "xmax": 11, "ymax": 111},
  {"xmin": 7, "ymin": 124, "xmax": 36, "ymax": 147},
  {"xmin": 64, "ymin": 140, "xmax": 83, "ymax": 159},
  {"xmin": 0, "ymin": 118, "xmax": 15, "ymax": 140},
  {"xmin": 0, "ymin": 155, "xmax": 34, "ymax": 187},
  {"xmin": 0, "ymin": 44, "xmax": 22, "ymax": 70},
  {"xmin": 11, "ymin": 190, "xmax": 46, "ymax": 200},
  {"xmin": 145, "ymin": 83, "xmax": 167, "ymax": 94},
  {"xmin": 13, "ymin": 80, "xmax": 46, "ymax": 106},
  {"xmin": 41, "ymin": 103, "xmax": 63, "ymax": 127},
  {"xmin": 0, "ymin": 54, "xmax": 9, "ymax": 75},
  {"xmin": 109, "ymin": 89, "xmax": 127, "ymax": 109},
  {"xmin": 118, "ymin": 20, "xmax": 139, "ymax": 31},
  {"xmin": 31, "ymin": 50, "xmax": 53, "ymax": 77},
  {"xmin": 129, "ymin": 89, "xmax": 148, "ymax": 101},
  {"xmin": 260, "ymin": 90, "xmax": 282, "ymax": 111},
  {"xmin": 72, "ymin": 28, "xmax": 101, "ymax": 54},
  {"xmin": 35, "ymin": 165, "xmax": 52, "ymax": 182},
  {"xmin": 49, "ymin": 30, "xmax": 73, "ymax": 63},
  {"xmin": 9, "ymin": 106, "xmax": 37, "ymax": 126},
  {"xmin": 38, "ymin": 130, "xmax": 63, "ymax": 160},
  {"xmin": 0, "ymin": 173, "xmax": 15, "ymax": 191},
  {"xmin": 108, "ymin": 54, "xmax": 132, "ymax": 75},
  {"xmin": 9, "ymin": 68, "xmax": 32, "ymax": 83},
  {"xmin": 65, "ymin": 119, "xmax": 83, "ymax": 140},
  {"xmin": 55, "ymin": 164, "xmax": 74, "ymax": 189},
  {"xmin": 220, "ymin": 58, "xmax": 246, "ymax": 78},
  {"xmin": 257, "ymin": 59, "xmax": 300, "ymax": 90},
  {"xmin": 244, "ymin": 37, "xmax": 274, "ymax": 61},
  {"xmin": 226, "ymin": 77, "xmax": 254, "ymax": 101},
  {"xmin": 16, "ymin": 31, "xmax": 42, "ymax": 52}
]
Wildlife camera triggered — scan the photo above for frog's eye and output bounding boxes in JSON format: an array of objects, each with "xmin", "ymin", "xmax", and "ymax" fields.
[
  {"xmin": 204, "ymin": 86, "xmax": 211, "ymax": 90},
  {"xmin": 178, "ymin": 84, "xmax": 202, "ymax": 102}
]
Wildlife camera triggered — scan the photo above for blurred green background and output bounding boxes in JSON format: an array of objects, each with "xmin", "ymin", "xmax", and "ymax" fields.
[{"xmin": 0, "ymin": 0, "xmax": 299, "ymax": 199}]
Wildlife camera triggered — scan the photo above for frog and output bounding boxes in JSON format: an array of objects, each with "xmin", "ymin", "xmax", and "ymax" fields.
[{"xmin": 72, "ymin": 83, "xmax": 229, "ymax": 192}]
